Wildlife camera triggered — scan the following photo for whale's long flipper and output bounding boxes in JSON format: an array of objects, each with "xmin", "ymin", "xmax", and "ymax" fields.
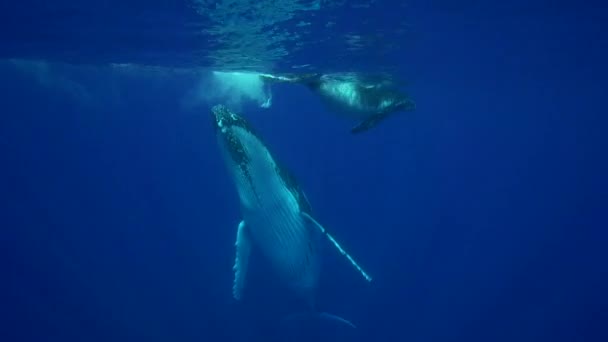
[
  {"xmin": 258, "ymin": 73, "xmax": 321, "ymax": 86},
  {"xmin": 301, "ymin": 212, "xmax": 372, "ymax": 282},
  {"xmin": 232, "ymin": 220, "xmax": 251, "ymax": 300},
  {"xmin": 351, "ymin": 98, "xmax": 416, "ymax": 134},
  {"xmin": 350, "ymin": 112, "xmax": 391, "ymax": 134}
]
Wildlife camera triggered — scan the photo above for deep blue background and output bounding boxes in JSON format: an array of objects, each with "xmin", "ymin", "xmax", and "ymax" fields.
[{"xmin": 1, "ymin": 1, "xmax": 607, "ymax": 342}]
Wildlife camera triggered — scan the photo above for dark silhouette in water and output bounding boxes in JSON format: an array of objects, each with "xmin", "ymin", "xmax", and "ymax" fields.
[{"xmin": 260, "ymin": 72, "xmax": 415, "ymax": 133}]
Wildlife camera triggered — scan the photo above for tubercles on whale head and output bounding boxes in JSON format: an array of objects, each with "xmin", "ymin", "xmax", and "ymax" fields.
[
  {"xmin": 211, "ymin": 104, "xmax": 254, "ymax": 179},
  {"xmin": 211, "ymin": 104, "xmax": 228, "ymax": 133},
  {"xmin": 211, "ymin": 104, "xmax": 250, "ymax": 135}
]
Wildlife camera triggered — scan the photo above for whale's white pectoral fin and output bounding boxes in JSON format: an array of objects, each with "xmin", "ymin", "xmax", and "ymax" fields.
[
  {"xmin": 301, "ymin": 212, "xmax": 373, "ymax": 282},
  {"xmin": 232, "ymin": 220, "xmax": 251, "ymax": 300}
]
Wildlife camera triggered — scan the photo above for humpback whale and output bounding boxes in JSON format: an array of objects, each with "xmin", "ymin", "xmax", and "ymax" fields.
[
  {"xmin": 259, "ymin": 72, "xmax": 415, "ymax": 133},
  {"xmin": 211, "ymin": 104, "xmax": 372, "ymax": 328}
]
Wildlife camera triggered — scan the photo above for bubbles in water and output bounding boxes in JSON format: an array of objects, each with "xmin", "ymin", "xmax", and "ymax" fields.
[{"xmin": 181, "ymin": 70, "xmax": 273, "ymax": 112}]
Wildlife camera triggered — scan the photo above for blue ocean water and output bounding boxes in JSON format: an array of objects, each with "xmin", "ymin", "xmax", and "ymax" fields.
[{"xmin": 1, "ymin": 1, "xmax": 607, "ymax": 342}]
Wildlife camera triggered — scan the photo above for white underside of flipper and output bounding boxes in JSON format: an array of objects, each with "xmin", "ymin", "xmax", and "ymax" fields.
[
  {"xmin": 232, "ymin": 220, "xmax": 251, "ymax": 300},
  {"xmin": 301, "ymin": 212, "xmax": 372, "ymax": 282}
]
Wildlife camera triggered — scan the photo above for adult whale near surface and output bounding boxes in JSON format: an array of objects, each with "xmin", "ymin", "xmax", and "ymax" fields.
[
  {"xmin": 260, "ymin": 71, "xmax": 416, "ymax": 133},
  {"xmin": 211, "ymin": 104, "xmax": 372, "ymax": 329}
]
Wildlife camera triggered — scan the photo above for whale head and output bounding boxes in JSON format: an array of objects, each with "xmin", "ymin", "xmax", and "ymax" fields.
[
  {"xmin": 212, "ymin": 105, "xmax": 256, "ymax": 182},
  {"xmin": 211, "ymin": 104, "xmax": 314, "ymax": 215},
  {"xmin": 211, "ymin": 104, "xmax": 280, "ymax": 207},
  {"xmin": 211, "ymin": 103, "xmax": 265, "ymax": 175}
]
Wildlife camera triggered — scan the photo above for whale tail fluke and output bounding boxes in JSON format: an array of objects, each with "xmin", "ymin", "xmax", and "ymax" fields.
[
  {"xmin": 279, "ymin": 311, "xmax": 358, "ymax": 341},
  {"xmin": 281, "ymin": 311, "xmax": 357, "ymax": 329},
  {"xmin": 317, "ymin": 312, "xmax": 357, "ymax": 328}
]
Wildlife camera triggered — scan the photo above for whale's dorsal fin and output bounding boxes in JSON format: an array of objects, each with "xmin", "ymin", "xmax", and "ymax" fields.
[
  {"xmin": 301, "ymin": 212, "xmax": 372, "ymax": 282},
  {"xmin": 232, "ymin": 220, "xmax": 251, "ymax": 300}
]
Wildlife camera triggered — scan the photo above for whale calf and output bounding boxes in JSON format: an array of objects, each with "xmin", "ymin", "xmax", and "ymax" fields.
[
  {"xmin": 211, "ymin": 104, "xmax": 372, "ymax": 328},
  {"xmin": 260, "ymin": 72, "xmax": 415, "ymax": 133}
]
